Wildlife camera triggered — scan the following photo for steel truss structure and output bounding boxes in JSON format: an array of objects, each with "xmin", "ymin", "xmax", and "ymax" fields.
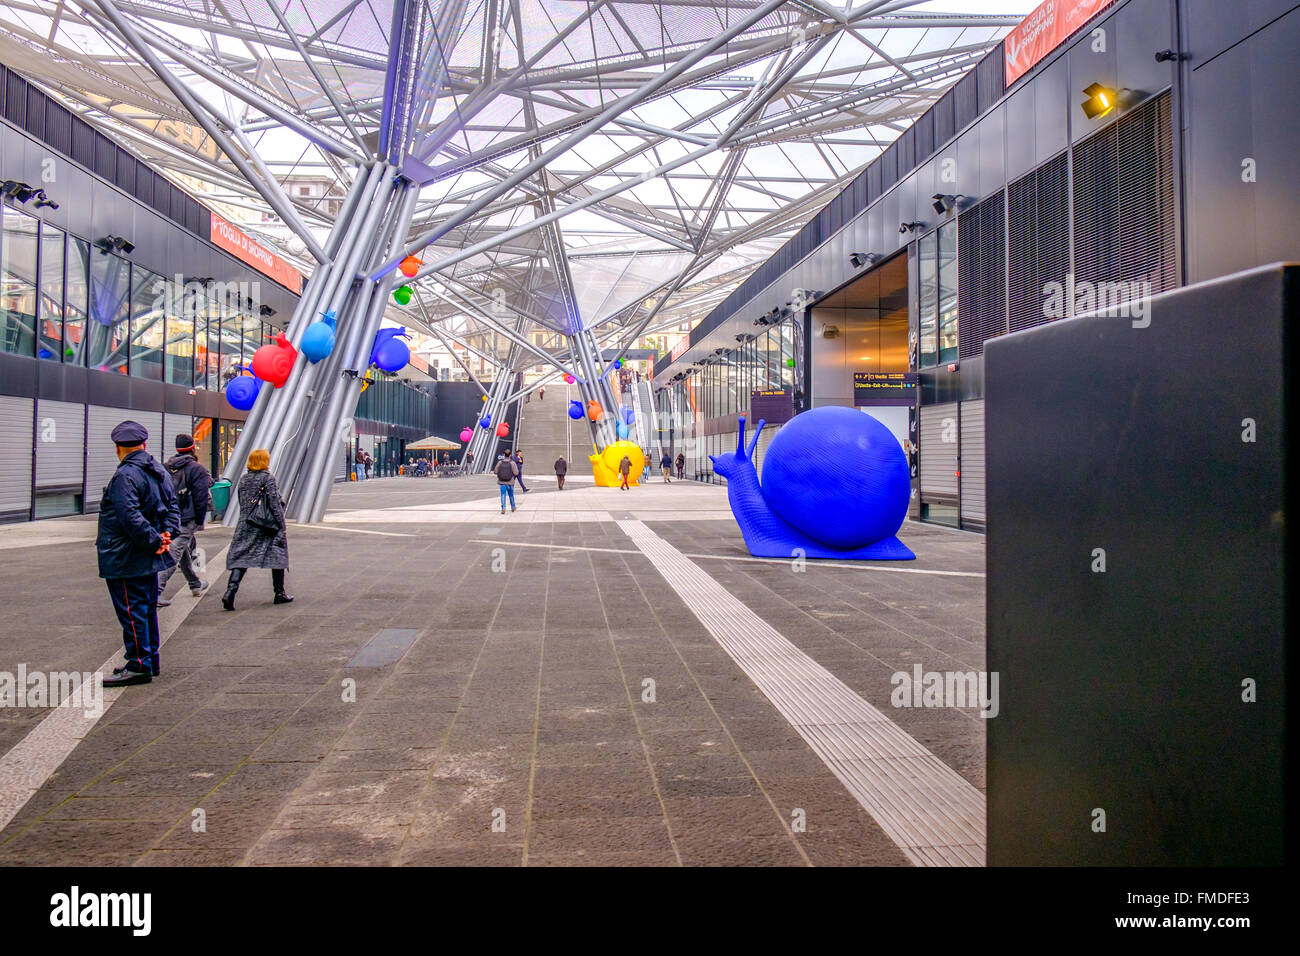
[{"xmin": 0, "ymin": 0, "xmax": 1023, "ymax": 518}]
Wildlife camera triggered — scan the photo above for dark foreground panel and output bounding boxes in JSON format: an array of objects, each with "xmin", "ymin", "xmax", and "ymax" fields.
[{"xmin": 985, "ymin": 263, "xmax": 1292, "ymax": 865}]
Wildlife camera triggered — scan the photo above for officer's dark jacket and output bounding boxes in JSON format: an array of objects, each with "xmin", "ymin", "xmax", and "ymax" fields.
[
  {"xmin": 96, "ymin": 450, "xmax": 182, "ymax": 579},
  {"xmin": 163, "ymin": 453, "xmax": 212, "ymax": 524}
]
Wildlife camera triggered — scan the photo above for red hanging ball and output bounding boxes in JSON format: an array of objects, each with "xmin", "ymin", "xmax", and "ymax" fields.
[{"xmin": 399, "ymin": 256, "xmax": 422, "ymax": 278}]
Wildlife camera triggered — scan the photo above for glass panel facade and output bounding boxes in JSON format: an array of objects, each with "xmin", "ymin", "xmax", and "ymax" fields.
[
  {"xmin": 919, "ymin": 230, "xmax": 938, "ymax": 367},
  {"xmin": 165, "ymin": 283, "xmax": 193, "ymax": 386},
  {"xmin": 85, "ymin": 251, "xmax": 130, "ymax": 373},
  {"xmin": 38, "ymin": 224, "xmax": 64, "ymax": 361},
  {"xmin": 65, "ymin": 238, "xmax": 90, "ymax": 364},
  {"xmin": 1, "ymin": 205, "xmax": 38, "ymax": 356},
  {"xmin": 938, "ymin": 220, "xmax": 959, "ymax": 363},
  {"xmin": 129, "ymin": 269, "xmax": 166, "ymax": 380}
]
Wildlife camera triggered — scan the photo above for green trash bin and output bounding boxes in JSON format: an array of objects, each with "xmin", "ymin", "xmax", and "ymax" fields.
[{"xmin": 210, "ymin": 479, "xmax": 232, "ymax": 519}]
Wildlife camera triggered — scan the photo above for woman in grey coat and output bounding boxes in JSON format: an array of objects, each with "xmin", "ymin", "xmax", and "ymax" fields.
[{"xmin": 222, "ymin": 448, "xmax": 293, "ymax": 610}]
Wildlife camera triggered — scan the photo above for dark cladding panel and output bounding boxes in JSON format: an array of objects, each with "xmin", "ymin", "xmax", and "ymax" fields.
[{"xmin": 984, "ymin": 264, "xmax": 1291, "ymax": 865}]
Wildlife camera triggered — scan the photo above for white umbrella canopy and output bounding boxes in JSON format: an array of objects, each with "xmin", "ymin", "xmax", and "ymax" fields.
[{"xmin": 405, "ymin": 435, "xmax": 462, "ymax": 450}]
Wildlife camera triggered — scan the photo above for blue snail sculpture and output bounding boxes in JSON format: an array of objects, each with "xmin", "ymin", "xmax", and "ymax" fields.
[{"xmin": 710, "ymin": 408, "xmax": 914, "ymax": 561}]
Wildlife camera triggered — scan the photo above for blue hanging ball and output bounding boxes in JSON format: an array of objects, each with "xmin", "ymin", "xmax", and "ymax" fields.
[
  {"xmin": 300, "ymin": 322, "xmax": 336, "ymax": 363},
  {"xmin": 479, "ymin": 414, "xmax": 492, "ymax": 429},
  {"xmin": 567, "ymin": 400, "xmax": 585, "ymax": 420},
  {"xmin": 616, "ymin": 422, "xmax": 629, "ymax": 439},
  {"xmin": 623, "ymin": 407, "xmax": 635, "ymax": 425},
  {"xmin": 762, "ymin": 406, "xmax": 909, "ymax": 550},
  {"xmin": 613, "ymin": 358, "xmax": 622, "ymax": 369},
  {"xmin": 226, "ymin": 375, "xmax": 260, "ymax": 411},
  {"xmin": 38, "ymin": 347, "xmax": 52, "ymax": 360},
  {"xmin": 374, "ymin": 336, "xmax": 410, "ymax": 373}
]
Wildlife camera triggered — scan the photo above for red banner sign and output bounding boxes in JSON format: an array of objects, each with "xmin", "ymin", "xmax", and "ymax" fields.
[
  {"xmin": 209, "ymin": 213, "xmax": 303, "ymax": 294},
  {"xmin": 1004, "ymin": 0, "xmax": 1117, "ymax": 86}
]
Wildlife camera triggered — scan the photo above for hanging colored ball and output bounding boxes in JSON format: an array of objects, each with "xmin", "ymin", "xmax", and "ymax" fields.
[
  {"xmin": 587, "ymin": 401, "xmax": 604, "ymax": 422},
  {"xmin": 300, "ymin": 321, "xmax": 336, "ymax": 363},
  {"xmin": 479, "ymin": 415, "xmax": 492, "ymax": 429},
  {"xmin": 613, "ymin": 359, "xmax": 622, "ymax": 369},
  {"xmin": 250, "ymin": 332, "xmax": 297, "ymax": 388},
  {"xmin": 623, "ymin": 407, "xmax": 635, "ymax": 426},
  {"xmin": 567, "ymin": 400, "xmax": 584, "ymax": 420},
  {"xmin": 459, "ymin": 428, "xmax": 473, "ymax": 443},
  {"xmin": 616, "ymin": 422, "xmax": 629, "ymax": 439},
  {"xmin": 496, "ymin": 423, "xmax": 510, "ymax": 438},
  {"xmin": 393, "ymin": 286, "xmax": 412, "ymax": 305},
  {"xmin": 399, "ymin": 256, "xmax": 422, "ymax": 278},
  {"xmin": 225, "ymin": 374, "xmax": 260, "ymax": 411},
  {"xmin": 785, "ymin": 357, "xmax": 796, "ymax": 368},
  {"xmin": 481, "ymin": 394, "xmax": 488, "ymax": 401},
  {"xmin": 563, "ymin": 374, "xmax": 575, "ymax": 384},
  {"xmin": 374, "ymin": 336, "xmax": 410, "ymax": 373}
]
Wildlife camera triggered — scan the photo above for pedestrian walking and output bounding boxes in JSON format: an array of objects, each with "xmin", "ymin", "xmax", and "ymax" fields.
[
  {"xmin": 554, "ymin": 455, "xmax": 567, "ymax": 490},
  {"xmin": 156, "ymin": 434, "xmax": 212, "ymax": 606},
  {"xmin": 660, "ymin": 452, "xmax": 673, "ymax": 483},
  {"xmin": 222, "ymin": 448, "xmax": 293, "ymax": 610},
  {"xmin": 364, "ymin": 451, "xmax": 373, "ymax": 480},
  {"xmin": 466, "ymin": 450, "xmax": 474, "ymax": 470},
  {"xmin": 539, "ymin": 386, "xmax": 545, "ymax": 401},
  {"xmin": 514, "ymin": 449, "xmax": 529, "ymax": 492},
  {"xmin": 98, "ymin": 421, "xmax": 179, "ymax": 687},
  {"xmin": 496, "ymin": 455, "xmax": 518, "ymax": 513},
  {"xmin": 676, "ymin": 452, "xmax": 685, "ymax": 479},
  {"xmin": 619, "ymin": 454, "xmax": 632, "ymax": 490}
]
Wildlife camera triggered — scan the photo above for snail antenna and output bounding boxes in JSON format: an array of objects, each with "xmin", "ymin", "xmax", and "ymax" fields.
[
  {"xmin": 746, "ymin": 419, "xmax": 766, "ymax": 460},
  {"xmin": 736, "ymin": 416, "xmax": 747, "ymax": 459}
]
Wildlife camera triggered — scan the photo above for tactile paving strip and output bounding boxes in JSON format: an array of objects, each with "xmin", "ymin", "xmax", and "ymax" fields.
[{"xmin": 618, "ymin": 519, "xmax": 986, "ymax": 867}]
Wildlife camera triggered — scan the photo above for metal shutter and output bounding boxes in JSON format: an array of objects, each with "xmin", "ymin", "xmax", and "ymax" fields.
[
  {"xmin": 0, "ymin": 397, "xmax": 34, "ymax": 519},
  {"xmin": 959, "ymin": 400, "xmax": 985, "ymax": 525},
  {"xmin": 86, "ymin": 407, "xmax": 164, "ymax": 507},
  {"xmin": 919, "ymin": 403, "xmax": 959, "ymax": 501},
  {"xmin": 1008, "ymin": 151, "xmax": 1069, "ymax": 333},
  {"xmin": 35, "ymin": 400, "xmax": 85, "ymax": 489},
  {"xmin": 958, "ymin": 190, "xmax": 1007, "ymax": 358}
]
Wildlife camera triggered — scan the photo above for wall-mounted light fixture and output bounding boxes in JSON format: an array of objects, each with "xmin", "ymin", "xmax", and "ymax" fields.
[
  {"xmin": 94, "ymin": 235, "xmax": 136, "ymax": 255},
  {"xmin": 899, "ymin": 221, "xmax": 924, "ymax": 235},
  {"xmin": 735, "ymin": 332, "xmax": 756, "ymax": 344},
  {"xmin": 849, "ymin": 252, "xmax": 881, "ymax": 269},
  {"xmin": 1081, "ymin": 82, "xmax": 1131, "ymax": 119},
  {"xmin": 931, "ymin": 194, "xmax": 964, "ymax": 215},
  {"xmin": 259, "ymin": 305, "xmax": 276, "ymax": 317},
  {"xmin": 1153, "ymin": 49, "xmax": 1182, "ymax": 62},
  {"xmin": 821, "ymin": 325, "xmax": 839, "ymax": 339}
]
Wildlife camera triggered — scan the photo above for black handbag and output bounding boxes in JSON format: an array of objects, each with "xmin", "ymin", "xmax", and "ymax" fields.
[{"xmin": 244, "ymin": 486, "xmax": 280, "ymax": 535}]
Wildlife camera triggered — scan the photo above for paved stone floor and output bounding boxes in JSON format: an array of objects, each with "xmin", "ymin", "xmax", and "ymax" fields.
[{"xmin": 0, "ymin": 473, "xmax": 986, "ymax": 866}]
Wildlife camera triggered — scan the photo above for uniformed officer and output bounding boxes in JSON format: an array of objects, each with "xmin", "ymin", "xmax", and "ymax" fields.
[{"xmin": 97, "ymin": 421, "xmax": 181, "ymax": 687}]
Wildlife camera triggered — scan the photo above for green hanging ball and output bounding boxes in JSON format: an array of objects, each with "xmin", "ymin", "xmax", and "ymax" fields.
[
  {"xmin": 65, "ymin": 347, "xmax": 76, "ymax": 359},
  {"xmin": 393, "ymin": 285, "xmax": 412, "ymax": 305},
  {"xmin": 785, "ymin": 357, "xmax": 795, "ymax": 368}
]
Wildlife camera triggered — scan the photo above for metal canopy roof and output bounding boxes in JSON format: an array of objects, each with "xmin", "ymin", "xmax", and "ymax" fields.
[{"xmin": 0, "ymin": 0, "xmax": 1029, "ymax": 365}]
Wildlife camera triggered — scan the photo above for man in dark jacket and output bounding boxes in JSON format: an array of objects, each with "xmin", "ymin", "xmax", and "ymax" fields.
[
  {"xmin": 156, "ymin": 434, "xmax": 212, "ymax": 607},
  {"xmin": 660, "ymin": 452, "xmax": 673, "ymax": 483},
  {"xmin": 97, "ymin": 421, "xmax": 180, "ymax": 687},
  {"xmin": 554, "ymin": 455, "xmax": 567, "ymax": 490}
]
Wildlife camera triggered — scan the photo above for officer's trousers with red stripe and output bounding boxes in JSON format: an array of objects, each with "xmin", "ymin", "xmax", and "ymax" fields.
[{"xmin": 107, "ymin": 574, "xmax": 160, "ymax": 676}]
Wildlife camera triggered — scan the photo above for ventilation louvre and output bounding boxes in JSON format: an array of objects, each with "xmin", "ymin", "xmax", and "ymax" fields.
[
  {"xmin": 1008, "ymin": 151, "xmax": 1069, "ymax": 333},
  {"xmin": 958, "ymin": 191, "xmax": 1007, "ymax": 358}
]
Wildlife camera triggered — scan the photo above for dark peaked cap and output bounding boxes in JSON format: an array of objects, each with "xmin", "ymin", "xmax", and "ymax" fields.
[{"xmin": 111, "ymin": 421, "xmax": 149, "ymax": 445}]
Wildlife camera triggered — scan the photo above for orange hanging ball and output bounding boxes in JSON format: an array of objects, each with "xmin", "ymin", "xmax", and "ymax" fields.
[
  {"xmin": 399, "ymin": 256, "xmax": 422, "ymax": 278},
  {"xmin": 588, "ymin": 401, "xmax": 604, "ymax": 421},
  {"xmin": 496, "ymin": 422, "xmax": 510, "ymax": 437}
]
